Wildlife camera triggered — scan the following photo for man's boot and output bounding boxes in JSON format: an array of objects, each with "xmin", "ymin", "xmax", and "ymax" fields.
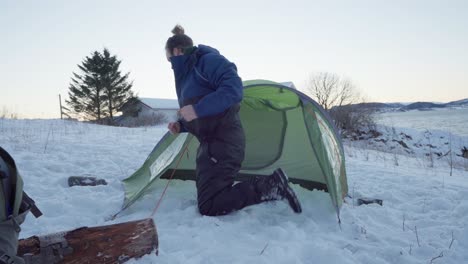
[{"xmin": 254, "ymin": 168, "xmax": 302, "ymax": 213}]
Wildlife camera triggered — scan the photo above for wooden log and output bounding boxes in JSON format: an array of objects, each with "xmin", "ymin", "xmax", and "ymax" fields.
[{"xmin": 18, "ymin": 218, "xmax": 158, "ymax": 264}]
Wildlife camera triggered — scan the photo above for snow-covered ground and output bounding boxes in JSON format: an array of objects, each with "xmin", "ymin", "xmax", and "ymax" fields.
[
  {"xmin": 345, "ymin": 124, "xmax": 468, "ymax": 171},
  {"xmin": 375, "ymin": 108, "xmax": 468, "ymax": 137},
  {"xmin": 1, "ymin": 118, "xmax": 467, "ymax": 264}
]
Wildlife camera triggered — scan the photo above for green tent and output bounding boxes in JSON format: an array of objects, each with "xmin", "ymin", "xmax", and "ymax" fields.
[{"xmin": 120, "ymin": 80, "xmax": 348, "ymax": 218}]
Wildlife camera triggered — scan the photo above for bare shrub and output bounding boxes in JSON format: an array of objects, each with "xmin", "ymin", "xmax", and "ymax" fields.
[
  {"xmin": 447, "ymin": 133, "xmax": 453, "ymax": 176},
  {"xmin": 305, "ymin": 72, "xmax": 375, "ymax": 136},
  {"xmin": 424, "ymin": 130, "xmax": 434, "ymax": 168},
  {"xmin": 306, "ymin": 72, "xmax": 358, "ymax": 111},
  {"xmin": 329, "ymin": 104, "xmax": 376, "ymax": 136},
  {"xmin": 0, "ymin": 107, "xmax": 19, "ymax": 119}
]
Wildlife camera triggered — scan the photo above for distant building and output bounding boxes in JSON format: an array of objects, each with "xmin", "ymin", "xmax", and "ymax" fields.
[
  {"xmin": 116, "ymin": 97, "xmax": 179, "ymax": 126},
  {"xmin": 280, "ymin": 82, "xmax": 296, "ymax": 89},
  {"xmin": 137, "ymin": 98, "xmax": 179, "ymax": 121}
]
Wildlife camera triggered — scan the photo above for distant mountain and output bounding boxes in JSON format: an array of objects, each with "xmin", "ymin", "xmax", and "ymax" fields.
[
  {"xmin": 445, "ymin": 98, "xmax": 468, "ymax": 107},
  {"xmin": 345, "ymin": 98, "xmax": 468, "ymax": 112},
  {"xmin": 353, "ymin": 103, "xmax": 391, "ymax": 108},
  {"xmin": 353, "ymin": 102, "xmax": 405, "ymax": 109},
  {"xmin": 402, "ymin": 102, "xmax": 445, "ymax": 111}
]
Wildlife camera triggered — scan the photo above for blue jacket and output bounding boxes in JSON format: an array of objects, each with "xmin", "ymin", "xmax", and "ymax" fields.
[{"xmin": 170, "ymin": 45, "xmax": 243, "ymax": 119}]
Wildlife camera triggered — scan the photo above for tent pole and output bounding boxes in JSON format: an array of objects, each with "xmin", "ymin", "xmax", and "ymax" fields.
[{"xmin": 336, "ymin": 206, "xmax": 342, "ymax": 231}]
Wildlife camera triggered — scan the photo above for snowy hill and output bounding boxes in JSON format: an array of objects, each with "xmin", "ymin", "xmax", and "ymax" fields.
[
  {"xmin": 445, "ymin": 98, "xmax": 468, "ymax": 107},
  {"xmin": 0, "ymin": 119, "xmax": 467, "ymax": 264},
  {"xmin": 402, "ymin": 102, "xmax": 445, "ymax": 111},
  {"xmin": 349, "ymin": 98, "xmax": 468, "ymax": 112}
]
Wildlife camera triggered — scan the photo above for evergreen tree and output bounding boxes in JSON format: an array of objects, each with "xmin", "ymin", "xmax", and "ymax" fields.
[
  {"xmin": 66, "ymin": 48, "xmax": 135, "ymax": 123},
  {"xmin": 66, "ymin": 51, "xmax": 107, "ymax": 121},
  {"xmin": 100, "ymin": 49, "xmax": 135, "ymax": 120}
]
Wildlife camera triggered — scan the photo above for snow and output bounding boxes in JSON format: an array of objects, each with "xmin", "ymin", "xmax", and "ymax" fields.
[
  {"xmin": 346, "ymin": 124, "xmax": 468, "ymax": 170},
  {"xmin": 0, "ymin": 118, "xmax": 467, "ymax": 264}
]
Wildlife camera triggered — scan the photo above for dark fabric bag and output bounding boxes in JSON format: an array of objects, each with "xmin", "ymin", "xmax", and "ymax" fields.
[{"xmin": 0, "ymin": 147, "xmax": 41, "ymax": 264}]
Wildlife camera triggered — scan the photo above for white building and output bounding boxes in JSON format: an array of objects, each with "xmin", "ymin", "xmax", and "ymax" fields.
[
  {"xmin": 138, "ymin": 98, "xmax": 179, "ymax": 121},
  {"xmin": 280, "ymin": 82, "xmax": 296, "ymax": 89}
]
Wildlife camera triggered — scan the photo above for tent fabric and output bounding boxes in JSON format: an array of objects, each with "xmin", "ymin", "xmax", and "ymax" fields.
[{"xmin": 121, "ymin": 80, "xmax": 348, "ymax": 216}]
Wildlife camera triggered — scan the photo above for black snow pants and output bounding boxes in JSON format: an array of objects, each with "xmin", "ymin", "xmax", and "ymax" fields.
[{"xmin": 181, "ymin": 103, "xmax": 262, "ymax": 216}]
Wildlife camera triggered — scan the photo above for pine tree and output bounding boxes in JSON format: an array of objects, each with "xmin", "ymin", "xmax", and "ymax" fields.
[
  {"xmin": 66, "ymin": 48, "xmax": 135, "ymax": 123},
  {"xmin": 66, "ymin": 51, "xmax": 106, "ymax": 121},
  {"xmin": 100, "ymin": 49, "xmax": 135, "ymax": 121}
]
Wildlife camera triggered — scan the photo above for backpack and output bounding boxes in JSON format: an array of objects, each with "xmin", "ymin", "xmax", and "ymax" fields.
[{"xmin": 0, "ymin": 147, "xmax": 42, "ymax": 264}]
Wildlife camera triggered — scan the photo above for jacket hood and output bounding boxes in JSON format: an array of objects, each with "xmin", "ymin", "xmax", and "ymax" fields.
[
  {"xmin": 170, "ymin": 45, "xmax": 220, "ymax": 81},
  {"xmin": 196, "ymin": 45, "xmax": 220, "ymax": 57}
]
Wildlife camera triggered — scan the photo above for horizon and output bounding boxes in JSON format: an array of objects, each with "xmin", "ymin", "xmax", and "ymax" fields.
[
  {"xmin": 3, "ymin": 96, "xmax": 467, "ymax": 120},
  {"xmin": 1, "ymin": 0, "xmax": 467, "ymax": 118}
]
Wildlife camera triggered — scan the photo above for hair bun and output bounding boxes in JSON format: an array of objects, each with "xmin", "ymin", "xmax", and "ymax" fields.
[{"xmin": 171, "ymin": 25, "xmax": 185, "ymax": 35}]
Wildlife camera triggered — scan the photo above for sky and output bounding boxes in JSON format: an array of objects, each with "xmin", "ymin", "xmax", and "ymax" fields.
[{"xmin": 1, "ymin": 0, "xmax": 467, "ymax": 118}]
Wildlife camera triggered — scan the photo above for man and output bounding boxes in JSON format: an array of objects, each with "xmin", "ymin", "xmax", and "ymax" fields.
[{"xmin": 165, "ymin": 25, "xmax": 302, "ymax": 216}]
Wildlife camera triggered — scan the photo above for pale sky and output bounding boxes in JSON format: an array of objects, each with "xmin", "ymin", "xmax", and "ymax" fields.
[{"xmin": 1, "ymin": 0, "xmax": 467, "ymax": 118}]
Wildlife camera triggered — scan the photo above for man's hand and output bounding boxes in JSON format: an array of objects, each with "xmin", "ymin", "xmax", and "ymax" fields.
[
  {"xmin": 168, "ymin": 122, "xmax": 181, "ymax": 134},
  {"xmin": 179, "ymin": 105, "xmax": 198, "ymax": 122}
]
